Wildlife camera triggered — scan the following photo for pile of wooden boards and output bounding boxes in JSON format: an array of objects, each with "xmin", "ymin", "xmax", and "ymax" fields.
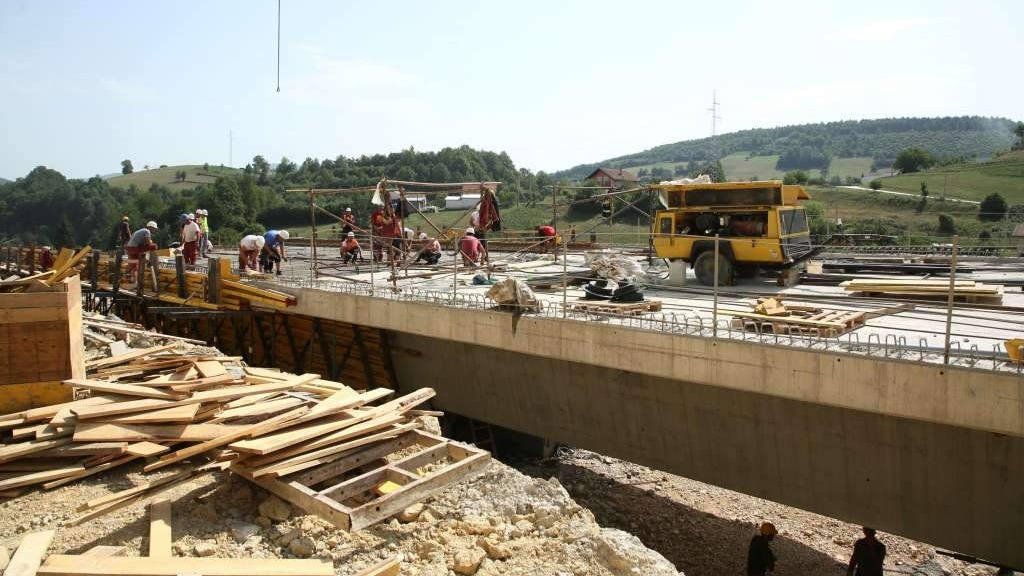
[
  {"xmin": 1, "ymin": 246, "xmax": 93, "ymax": 293},
  {"xmin": 569, "ymin": 299, "xmax": 662, "ymax": 315},
  {"xmin": 729, "ymin": 297, "xmax": 871, "ymax": 337},
  {"xmin": 841, "ymin": 278, "xmax": 1004, "ymax": 303},
  {"xmin": 0, "ymin": 344, "xmax": 488, "ymax": 534}
]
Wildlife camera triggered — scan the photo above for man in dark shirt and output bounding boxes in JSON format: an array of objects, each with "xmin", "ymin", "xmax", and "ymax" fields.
[
  {"xmin": 847, "ymin": 527, "xmax": 886, "ymax": 576},
  {"xmin": 747, "ymin": 522, "xmax": 777, "ymax": 575},
  {"xmin": 115, "ymin": 216, "xmax": 131, "ymax": 248}
]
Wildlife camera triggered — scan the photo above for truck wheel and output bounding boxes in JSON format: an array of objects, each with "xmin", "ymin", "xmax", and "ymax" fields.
[{"xmin": 694, "ymin": 251, "xmax": 734, "ymax": 286}]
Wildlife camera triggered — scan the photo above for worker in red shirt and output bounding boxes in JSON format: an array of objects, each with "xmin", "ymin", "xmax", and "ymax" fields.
[
  {"xmin": 341, "ymin": 232, "xmax": 362, "ymax": 264},
  {"xmin": 460, "ymin": 227, "xmax": 484, "ymax": 267},
  {"xmin": 537, "ymin": 224, "xmax": 557, "ymax": 254}
]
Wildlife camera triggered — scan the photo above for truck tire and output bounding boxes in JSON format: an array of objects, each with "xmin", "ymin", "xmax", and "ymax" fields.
[{"xmin": 693, "ymin": 251, "xmax": 734, "ymax": 286}]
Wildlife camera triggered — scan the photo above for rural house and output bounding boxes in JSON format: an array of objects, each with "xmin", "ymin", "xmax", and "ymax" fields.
[{"xmin": 585, "ymin": 167, "xmax": 637, "ymax": 189}]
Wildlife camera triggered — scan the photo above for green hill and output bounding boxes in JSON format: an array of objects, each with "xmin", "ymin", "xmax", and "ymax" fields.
[
  {"xmin": 875, "ymin": 151, "xmax": 1024, "ymax": 204},
  {"xmin": 556, "ymin": 116, "xmax": 1018, "ymax": 181},
  {"xmin": 105, "ymin": 164, "xmax": 240, "ymax": 191}
]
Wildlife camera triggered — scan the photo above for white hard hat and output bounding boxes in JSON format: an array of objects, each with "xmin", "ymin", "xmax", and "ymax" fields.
[
  {"xmin": 347, "ymin": 231, "xmax": 355, "ymax": 238},
  {"xmin": 419, "ymin": 233, "xmax": 428, "ymax": 240},
  {"xmin": 255, "ymin": 236, "xmax": 266, "ymax": 248},
  {"xmin": 188, "ymin": 213, "xmax": 195, "ymax": 220},
  {"xmin": 345, "ymin": 207, "xmax": 352, "ymax": 212},
  {"xmin": 146, "ymin": 221, "xmax": 158, "ymax": 229},
  {"xmin": 279, "ymin": 230, "xmax": 290, "ymax": 240},
  {"xmin": 465, "ymin": 227, "xmax": 475, "ymax": 235}
]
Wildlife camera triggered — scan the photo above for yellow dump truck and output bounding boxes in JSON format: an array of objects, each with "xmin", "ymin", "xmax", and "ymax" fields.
[{"xmin": 650, "ymin": 180, "xmax": 813, "ymax": 285}]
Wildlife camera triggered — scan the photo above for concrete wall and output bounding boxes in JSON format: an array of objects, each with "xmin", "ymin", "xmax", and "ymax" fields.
[
  {"xmin": 388, "ymin": 331, "xmax": 1024, "ymax": 569},
  {"xmin": 290, "ymin": 289, "xmax": 1024, "ymax": 437}
]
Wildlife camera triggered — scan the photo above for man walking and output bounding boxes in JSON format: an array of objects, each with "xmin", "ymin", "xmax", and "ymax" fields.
[
  {"xmin": 847, "ymin": 527, "xmax": 886, "ymax": 576},
  {"xmin": 746, "ymin": 522, "xmax": 777, "ymax": 576},
  {"xmin": 180, "ymin": 214, "xmax": 201, "ymax": 265}
]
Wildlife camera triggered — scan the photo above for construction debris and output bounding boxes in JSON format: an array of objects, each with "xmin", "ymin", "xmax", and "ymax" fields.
[{"xmin": 485, "ymin": 278, "xmax": 541, "ymax": 311}]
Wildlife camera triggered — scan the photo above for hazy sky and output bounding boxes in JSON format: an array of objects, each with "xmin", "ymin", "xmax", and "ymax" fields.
[{"xmin": 0, "ymin": 0, "xmax": 1020, "ymax": 179}]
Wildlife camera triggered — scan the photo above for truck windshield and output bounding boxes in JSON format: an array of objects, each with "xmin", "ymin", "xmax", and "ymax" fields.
[{"xmin": 780, "ymin": 209, "xmax": 808, "ymax": 235}]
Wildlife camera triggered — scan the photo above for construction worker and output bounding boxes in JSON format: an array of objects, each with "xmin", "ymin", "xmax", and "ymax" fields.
[
  {"xmin": 196, "ymin": 209, "xmax": 211, "ymax": 257},
  {"xmin": 40, "ymin": 246, "xmax": 55, "ymax": 270},
  {"xmin": 180, "ymin": 214, "xmax": 201, "ymax": 266},
  {"xmin": 115, "ymin": 216, "xmax": 131, "ymax": 249},
  {"xmin": 460, "ymin": 227, "xmax": 483, "ymax": 267},
  {"xmin": 262, "ymin": 229, "xmax": 289, "ymax": 275},
  {"xmin": 126, "ymin": 221, "xmax": 159, "ymax": 283},
  {"xmin": 601, "ymin": 198, "xmax": 612, "ymax": 219},
  {"xmin": 746, "ymin": 522, "xmax": 777, "ymax": 576},
  {"xmin": 537, "ymin": 224, "xmax": 557, "ymax": 254},
  {"xmin": 569, "ymin": 224, "xmax": 577, "ymax": 244},
  {"xmin": 413, "ymin": 232, "xmax": 442, "ymax": 265},
  {"xmin": 238, "ymin": 234, "xmax": 265, "ymax": 272},
  {"xmin": 341, "ymin": 207, "xmax": 355, "ymax": 235},
  {"xmin": 341, "ymin": 232, "xmax": 362, "ymax": 264},
  {"xmin": 846, "ymin": 527, "xmax": 886, "ymax": 576}
]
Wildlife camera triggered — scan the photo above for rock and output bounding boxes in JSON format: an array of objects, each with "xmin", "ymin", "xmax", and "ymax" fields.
[
  {"xmin": 594, "ymin": 529, "xmax": 678, "ymax": 575},
  {"xmin": 462, "ymin": 516, "xmax": 494, "ymax": 535},
  {"xmin": 398, "ymin": 503, "xmax": 424, "ymax": 523},
  {"xmin": 273, "ymin": 526, "xmax": 301, "ymax": 547},
  {"xmin": 194, "ymin": 542, "xmax": 217, "ymax": 557},
  {"xmin": 419, "ymin": 510, "xmax": 437, "ymax": 523},
  {"xmin": 258, "ymin": 496, "xmax": 291, "ymax": 522},
  {"xmin": 255, "ymin": 516, "xmax": 272, "ymax": 528},
  {"xmin": 514, "ymin": 519, "xmax": 534, "ymax": 534},
  {"xmin": 480, "ymin": 539, "xmax": 512, "ymax": 560},
  {"xmin": 289, "ymin": 536, "xmax": 316, "ymax": 558},
  {"xmin": 173, "ymin": 542, "xmax": 188, "ymax": 556},
  {"xmin": 452, "ymin": 548, "xmax": 486, "ymax": 575},
  {"xmin": 229, "ymin": 520, "xmax": 261, "ymax": 543}
]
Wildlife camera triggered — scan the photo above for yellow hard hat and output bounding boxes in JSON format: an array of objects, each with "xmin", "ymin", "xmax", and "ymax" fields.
[{"xmin": 760, "ymin": 522, "xmax": 777, "ymax": 536}]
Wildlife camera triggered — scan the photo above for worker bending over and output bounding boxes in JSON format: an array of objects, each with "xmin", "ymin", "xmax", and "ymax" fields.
[
  {"xmin": 413, "ymin": 233, "xmax": 442, "ymax": 265},
  {"xmin": 460, "ymin": 227, "xmax": 484, "ymax": 267},
  {"xmin": 341, "ymin": 232, "xmax": 363, "ymax": 264},
  {"xmin": 537, "ymin": 224, "xmax": 557, "ymax": 253},
  {"xmin": 262, "ymin": 229, "xmax": 289, "ymax": 275},
  {"xmin": 126, "ymin": 221, "xmax": 160, "ymax": 283},
  {"xmin": 238, "ymin": 234, "xmax": 265, "ymax": 272}
]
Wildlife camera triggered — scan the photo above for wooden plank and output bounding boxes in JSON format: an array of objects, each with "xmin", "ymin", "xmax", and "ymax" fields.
[
  {"xmin": 209, "ymin": 397, "xmax": 305, "ymax": 424},
  {"xmin": 37, "ymin": 556, "xmax": 335, "ymax": 576},
  {"xmin": 6, "ymin": 530, "xmax": 55, "ymax": 576},
  {"xmin": 252, "ymin": 423, "xmax": 419, "ymax": 478},
  {"xmin": 51, "ymin": 249, "xmax": 74, "ymax": 271},
  {"xmin": 96, "ymin": 404, "xmax": 201, "ymax": 424},
  {"xmin": 0, "ymin": 464, "xmax": 85, "ymax": 491},
  {"xmin": 148, "ymin": 499, "xmax": 172, "ymax": 558},
  {"xmin": 74, "ymin": 422, "xmax": 246, "ymax": 443},
  {"xmin": 46, "ymin": 246, "xmax": 91, "ymax": 285},
  {"xmin": 0, "ymin": 437, "xmax": 72, "ymax": 464},
  {"xmin": 84, "ymin": 344, "xmax": 179, "ymax": 371},
  {"xmin": 64, "ymin": 379, "xmax": 186, "ymax": 401},
  {"xmin": 73, "ymin": 377, "xmax": 318, "ymax": 420},
  {"xmin": 77, "ymin": 469, "xmax": 194, "ymax": 512},
  {"xmin": 42, "ymin": 454, "xmax": 141, "ymax": 490},
  {"xmin": 143, "ymin": 407, "xmax": 310, "ymax": 473},
  {"xmin": 80, "ymin": 546, "xmax": 127, "ymax": 558},
  {"xmin": 38, "ymin": 442, "xmax": 128, "ymax": 457},
  {"xmin": 82, "ymin": 320, "xmax": 205, "ymax": 344},
  {"xmin": 194, "ymin": 360, "xmax": 227, "ymax": 378},
  {"xmin": 126, "ymin": 442, "xmax": 170, "ymax": 457}
]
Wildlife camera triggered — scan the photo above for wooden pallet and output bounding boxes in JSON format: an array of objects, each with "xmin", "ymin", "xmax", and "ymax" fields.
[
  {"xmin": 232, "ymin": 429, "xmax": 490, "ymax": 531},
  {"xmin": 569, "ymin": 299, "xmax": 662, "ymax": 315},
  {"xmin": 730, "ymin": 308, "xmax": 866, "ymax": 337}
]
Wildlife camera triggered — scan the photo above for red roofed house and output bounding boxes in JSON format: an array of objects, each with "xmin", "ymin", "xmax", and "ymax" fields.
[{"xmin": 584, "ymin": 167, "xmax": 637, "ymax": 189}]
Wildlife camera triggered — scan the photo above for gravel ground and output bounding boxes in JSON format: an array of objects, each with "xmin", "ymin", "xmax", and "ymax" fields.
[{"xmin": 516, "ymin": 448, "xmax": 1009, "ymax": 576}]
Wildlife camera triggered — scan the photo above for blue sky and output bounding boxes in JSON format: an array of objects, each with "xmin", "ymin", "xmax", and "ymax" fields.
[{"xmin": 0, "ymin": 0, "xmax": 1020, "ymax": 179}]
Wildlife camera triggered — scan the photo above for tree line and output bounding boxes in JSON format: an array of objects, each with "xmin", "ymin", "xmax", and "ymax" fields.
[{"xmin": 0, "ymin": 146, "xmax": 555, "ymax": 248}]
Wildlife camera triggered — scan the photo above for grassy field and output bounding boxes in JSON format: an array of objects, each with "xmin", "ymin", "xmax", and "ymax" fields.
[
  {"xmin": 616, "ymin": 152, "xmax": 873, "ymax": 182},
  {"xmin": 876, "ymin": 152, "xmax": 1024, "ymax": 204},
  {"xmin": 106, "ymin": 164, "xmax": 240, "ymax": 191}
]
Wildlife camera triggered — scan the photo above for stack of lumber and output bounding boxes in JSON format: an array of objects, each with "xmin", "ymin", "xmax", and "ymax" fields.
[
  {"xmin": 0, "ymin": 246, "xmax": 92, "ymax": 293},
  {"xmin": 0, "ymin": 343, "xmax": 476, "ymax": 535},
  {"xmin": 841, "ymin": 278, "xmax": 1004, "ymax": 303},
  {"xmin": 729, "ymin": 297, "xmax": 868, "ymax": 337},
  {"xmin": 82, "ymin": 313, "xmax": 206, "ymax": 349}
]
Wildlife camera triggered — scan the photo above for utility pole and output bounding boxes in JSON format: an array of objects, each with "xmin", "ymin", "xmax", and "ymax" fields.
[{"xmin": 707, "ymin": 90, "xmax": 722, "ymax": 180}]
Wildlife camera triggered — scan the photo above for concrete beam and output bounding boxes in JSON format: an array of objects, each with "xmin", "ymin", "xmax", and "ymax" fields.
[{"xmin": 290, "ymin": 289, "xmax": 1024, "ymax": 438}]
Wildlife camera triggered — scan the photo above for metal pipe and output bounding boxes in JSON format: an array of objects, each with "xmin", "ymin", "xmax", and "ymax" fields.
[{"xmin": 712, "ymin": 234, "xmax": 720, "ymax": 337}]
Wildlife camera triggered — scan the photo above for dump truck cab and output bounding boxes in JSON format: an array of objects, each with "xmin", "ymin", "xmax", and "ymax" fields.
[{"xmin": 650, "ymin": 180, "xmax": 812, "ymax": 285}]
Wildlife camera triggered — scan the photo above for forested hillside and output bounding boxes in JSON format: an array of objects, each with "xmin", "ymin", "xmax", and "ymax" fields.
[
  {"xmin": 556, "ymin": 116, "xmax": 1018, "ymax": 180},
  {"xmin": 0, "ymin": 146, "xmax": 552, "ymax": 248}
]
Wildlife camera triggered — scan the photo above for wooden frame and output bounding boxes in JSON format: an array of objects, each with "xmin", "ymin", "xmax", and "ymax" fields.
[{"xmin": 232, "ymin": 429, "xmax": 489, "ymax": 531}]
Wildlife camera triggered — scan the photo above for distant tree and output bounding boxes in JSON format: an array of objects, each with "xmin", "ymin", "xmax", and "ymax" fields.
[
  {"xmin": 920, "ymin": 182, "xmax": 929, "ymax": 198},
  {"xmin": 1015, "ymin": 122, "xmax": 1024, "ymax": 150},
  {"xmin": 979, "ymin": 193, "xmax": 1008, "ymax": 221},
  {"xmin": 845, "ymin": 176, "xmax": 861, "ymax": 185},
  {"xmin": 829, "ymin": 175, "xmax": 842, "ymax": 186},
  {"xmin": 159, "ymin": 164, "xmax": 168, "ymax": 168},
  {"xmin": 203, "ymin": 162, "xmax": 210, "ymax": 172},
  {"xmin": 275, "ymin": 157, "xmax": 296, "ymax": 176},
  {"xmin": 55, "ymin": 214, "xmax": 73, "ymax": 247},
  {"xmin": 937, "ymin": 214, "xmax": 956, "ymax": 234},
  {"xmin": 143, "ymin": 165, "xmax": 150, "ymax": 171},
  {"xmin": 979, "ymin": 230, "xmax": 992, "ymax": 239},
  {"xmin": 252, "ymin": 155, "xmax": 271, "ymax": 184},
  {"xmin": 869, "ymin": 179, "xmax": 882, "ymax": 190},
  {"xmin": 893, "ymin": 148, "xmax": 934, "ymax": 173},
  {"xmin": 121, "ymin": 159, "xmax": 134, "ymax": 175},
  {"xmin": 783, "ymin": 170, "xmax": 809, "ymax": 185},
  {"xmin": 708, "ymin": 159, "xmax": 725, "ymax": 183}
]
